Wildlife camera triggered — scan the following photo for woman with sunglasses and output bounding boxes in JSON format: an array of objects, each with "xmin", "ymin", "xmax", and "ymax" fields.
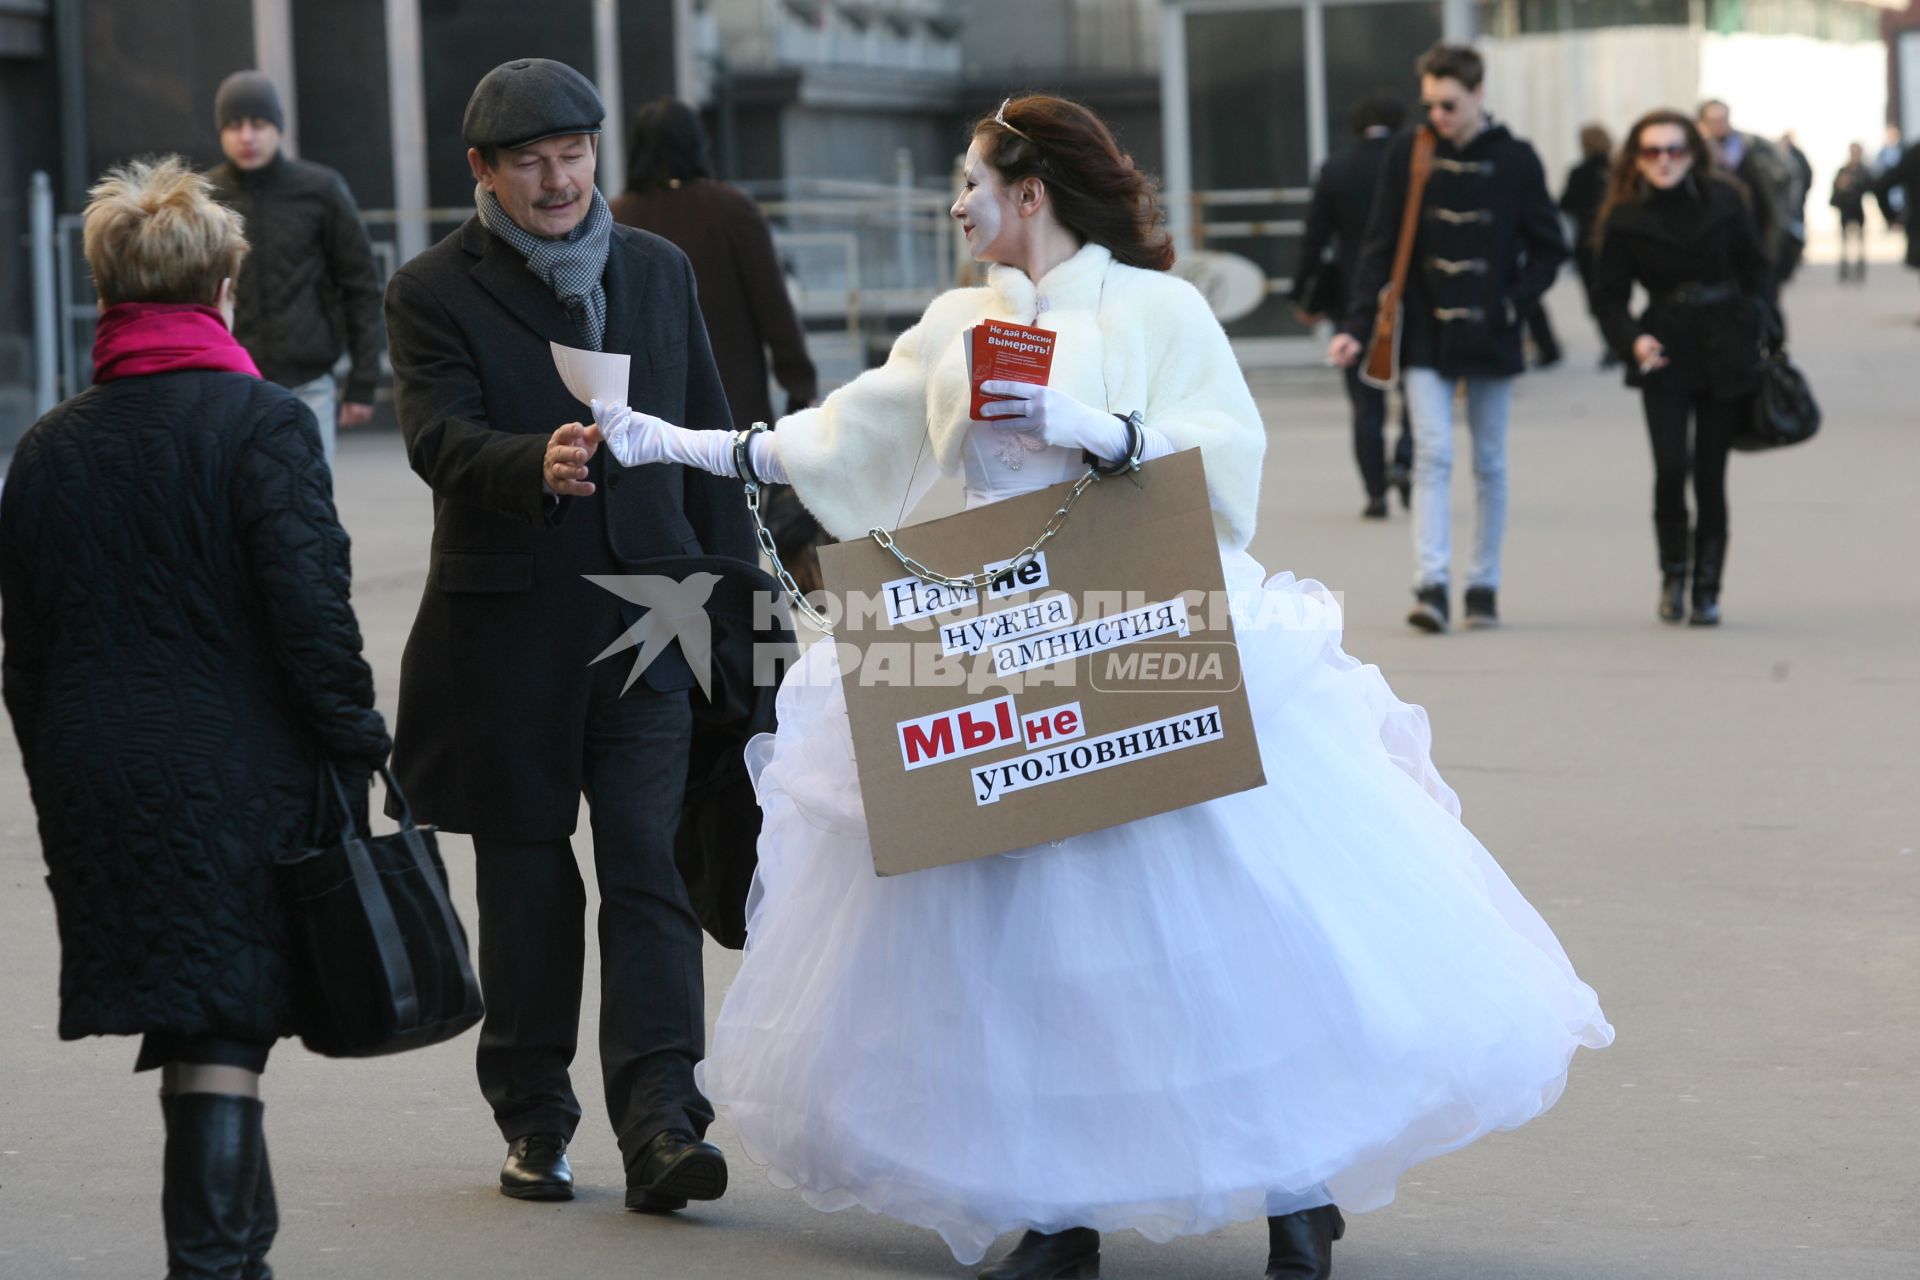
[
  {"xmin": 583, "ymin": 94, "xmax": 1611, "ymax": 1279},
  {"xmin": 1593, "ymin": 110, "xmax": 1773, "ymax": 626}
]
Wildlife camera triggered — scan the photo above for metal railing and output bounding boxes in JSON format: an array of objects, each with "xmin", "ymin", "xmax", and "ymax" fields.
[{"xmin": 1188, "ymin": 185, "xmax": 1316, "ymax": 302}]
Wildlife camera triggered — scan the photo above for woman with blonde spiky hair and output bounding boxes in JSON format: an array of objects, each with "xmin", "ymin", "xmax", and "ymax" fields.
[{"xmin": 1, "ymin": 155, "xmax": 389, "ymax": 1277}]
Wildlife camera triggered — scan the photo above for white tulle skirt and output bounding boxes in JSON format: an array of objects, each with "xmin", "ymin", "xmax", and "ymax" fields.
[{"xmin": 696, "ymin": 549, "xmax": 1612, "ymax": 1265}]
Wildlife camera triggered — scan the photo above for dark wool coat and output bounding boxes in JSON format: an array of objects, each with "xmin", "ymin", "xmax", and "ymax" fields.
[
  {"xmin": 611, "ymin": 181, "xmax": 818, "ymax": 427},
  {"xmin": 1593, "ymin": 178, "xmax": 1771, "ymax": 399},
  {"xmin": 383, "ymin": 217, "xmax": 755, "ymax": 841},
  {"xmin": 0, "ymin": 373, "xmax": 390, "ymax": 1042},
  {"xmin": 1292, "ymin": 132, "xmax": 1395, "ymax": 319},
  {"xmin": 207, "ymin": 154, "xmax": 386, "ymax": 403},
  {"xmin": 1341, "ymin": 123, "xmax": 1568, "ymax": 379}
]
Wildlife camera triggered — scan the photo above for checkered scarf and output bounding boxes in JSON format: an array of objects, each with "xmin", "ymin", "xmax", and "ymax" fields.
[{"xmin": 475, "ymin": 184, "xmax": 612, "ymax": 350}]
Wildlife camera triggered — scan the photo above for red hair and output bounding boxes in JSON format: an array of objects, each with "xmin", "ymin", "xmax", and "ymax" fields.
[{"xmin": 974, "ymin": 95, "xmax": 1175, "ymax": 272}]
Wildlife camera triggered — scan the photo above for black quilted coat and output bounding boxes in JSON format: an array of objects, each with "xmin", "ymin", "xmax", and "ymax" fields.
[{"xmin": 0, "ymin": 371, "xmax": 390, "ymax": 1043}]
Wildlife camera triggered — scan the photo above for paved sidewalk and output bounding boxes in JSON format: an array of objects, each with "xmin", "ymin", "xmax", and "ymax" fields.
[{"xmin": 2, "ymin": 269, "xmax": 1916, "ymax": 1279}]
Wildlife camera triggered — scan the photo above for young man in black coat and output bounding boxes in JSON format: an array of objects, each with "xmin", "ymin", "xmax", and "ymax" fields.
[
  {"xmin": 1330, "ymin": 43, "xmax": 1567, "ymax": 633},
  {"xmin": 1293, "ymin": 91, "xmax": 1414, "ymax": 518},
  {"xmin": 206, "ymin": 71, "xmax": 384, "ymax": 468},
  {"xmin": 383, "ymin": 58, "xmax": 754, "ymax": 1213}
]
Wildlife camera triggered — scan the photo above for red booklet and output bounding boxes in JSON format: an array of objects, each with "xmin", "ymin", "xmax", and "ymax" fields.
[{"xmin": 967, "ymin": 319, "xmax": 1057, "ymax": 419}]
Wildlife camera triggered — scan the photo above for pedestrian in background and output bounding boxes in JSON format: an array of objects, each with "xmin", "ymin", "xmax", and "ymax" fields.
[
  {"xmin": 1873, "ymin": 124, "xmax": 1905, "ymax": 221},
  {"xmin": 611, "ymin": 98, "xmax": 827, "ymax": 590},
  {"xmin": 0, "ymin": 156, "xmax": 389, "ymax": 1277},
  {"xmin": 1696, "ymin": 100, "xmax": 1798, "ymax": 296},
  {"xmin": 1332, "ymin": 43, "xmax": 1569, "ymax": 633},
  {"xmin": 1560, "ymin": 122, "xmax": 1617, "ymax": 364},
  {"xmin": 1831, "ymin": 142, "xmax": 1873, "ymax": 283},
  {"xmin": 1593, "ymin": 110, "xmax": 1771, "ymax": 627},
  {"xmin": 1873, "ymin": 139, "xmax": 1920, "ymax": 311},
  {"xmin": 1291, "ymin": 90, "xmax": 1413, "ymax": 519},
  {"xmin": 207, "ymin": 70, "xmax": 385, "ymax": 469}
]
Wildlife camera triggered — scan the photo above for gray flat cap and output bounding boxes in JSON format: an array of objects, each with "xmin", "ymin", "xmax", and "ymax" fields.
[{"xmin": 463, "ymin": 58, "xmax": 604, "ymax": 151}]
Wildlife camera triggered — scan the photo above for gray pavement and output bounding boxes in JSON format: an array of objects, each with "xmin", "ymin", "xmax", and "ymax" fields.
[{"xmin": 4, "ymin": 267, "xmax": 1918, "ymax": 1279}]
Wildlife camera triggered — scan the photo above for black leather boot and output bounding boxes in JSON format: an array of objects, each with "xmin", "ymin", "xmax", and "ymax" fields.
[
  {"xmin": 1690, "ymin": 534, "xmax": 1725, "ymax": 627},
  {"xmin": 1266, "ymin": 1205, "xmax": 1345, "ymax": 1279},
  {"xmin": 162, "ymin": 1093, "xmax": 265, "ymax": 1280},
  {"xmin": 244, "ymin": 1136, "xmax": 277, "ymax": 1280},
  {"xmin": 1659, "ymin": 562, "xmax": 1687, "ymax": 623},
  {"xmin": 977, "ymin": 1227, "xmax": 1100, "ymax": 1279}
]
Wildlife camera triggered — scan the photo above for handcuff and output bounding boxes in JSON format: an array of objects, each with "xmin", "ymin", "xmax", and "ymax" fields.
[{"xmin": 1086, "ymin": 409, "xmax": 1147, "ymax": 477}]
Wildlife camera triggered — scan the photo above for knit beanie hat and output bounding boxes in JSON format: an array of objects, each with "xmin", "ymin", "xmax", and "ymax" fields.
[{"xmin": 215, "ymin": 71, "xmax": 285, "ymax": 131}]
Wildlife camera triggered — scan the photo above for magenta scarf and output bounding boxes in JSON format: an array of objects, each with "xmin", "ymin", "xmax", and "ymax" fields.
[{"xmin": 91, "ymin": 303, "xmax": 260, "ymax": 383}]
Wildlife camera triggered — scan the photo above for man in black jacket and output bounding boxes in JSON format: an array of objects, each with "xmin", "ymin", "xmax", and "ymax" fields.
[
  {"xmin": 207, "ymin": 71, "xmax": 383, "ymax": 469},
  {"xmin": 383, "ymin": 58, "xmax": 754, "ymax": 1214},
  {"xmin": 1696, "ymin": 100, "xmax": 1799, "ymax": 293},
  {"xmin": 1293, "ymin": 91, "xmax": 1413, "ymax": 519},
  {"xmin": 1331, "ymin": 43, "xmax": 1566, "ymax": 633}
]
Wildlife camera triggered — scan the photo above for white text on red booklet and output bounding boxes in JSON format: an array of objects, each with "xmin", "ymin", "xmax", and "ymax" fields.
[{"xmin": 967, "ymin": 320, "xmax": 1057, "ymax": 420}]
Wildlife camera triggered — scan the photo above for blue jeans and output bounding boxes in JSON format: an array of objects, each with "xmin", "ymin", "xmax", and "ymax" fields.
[
  {"xmin": 1403, "ymin": 368, "xmax": 1514, "ymax": 592},
  {"xmin": 291, "ymin": 373, "xmax": 337, "ymax": 468}
]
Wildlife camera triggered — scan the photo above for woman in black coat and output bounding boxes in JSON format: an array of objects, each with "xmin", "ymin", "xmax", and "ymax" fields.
[
  {"xmin": 0, "ymin": 157, "xmax": 389, "ymax": 1276},
  {"xmin": 1594, "ymin": 110, "xmax": 1772, "ymax": 627}
]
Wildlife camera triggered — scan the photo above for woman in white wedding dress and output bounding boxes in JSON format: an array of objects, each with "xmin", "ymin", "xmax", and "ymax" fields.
[{"xmin": 581, "ymin": 95, "xmax": 1613, "ymax": 1280}]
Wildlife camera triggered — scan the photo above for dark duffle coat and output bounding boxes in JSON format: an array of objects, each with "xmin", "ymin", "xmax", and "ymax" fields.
[
  {"xmin": 1341, "ymin": 123, "xmax": 1568, "ymax": 379},
  {"xmin": 383, "ymin": 216, "xmax": 755, "ymax": 841},
  {"xmin": 0, "ymin": 373, "xmax": 390, "ymax": 1042},
  {"xmin": 1592, "ymin": 177, "xmax": 1772, "ymax": 399}
]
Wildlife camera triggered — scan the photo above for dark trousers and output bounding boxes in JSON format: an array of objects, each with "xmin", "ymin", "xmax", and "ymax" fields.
[
  {"xmin": 1839, "ymin": 215, "xmax": 1867, "ymax": 278},
  {"xmin": 1641, "ymin": 382, "xmax": 1739, "ymax": 567},
  {"xmin": 1522, "ymin": 295, "xmax": 1562, "ymax": 362},
  {"xmin": 1342, "ymin": 365, "xmax": 1413, "ymax": 500},
  {"xmin": 471, "ymin": 667, "xmax": 703, "ymax": 1170}
]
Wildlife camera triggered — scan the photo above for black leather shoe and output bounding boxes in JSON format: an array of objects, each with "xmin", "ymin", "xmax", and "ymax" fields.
[
  {"xmin": 1362, "ymin": 496, "xmax": 1389, "ymax": 520},
  {"xmin": 1266, "ymin": 1205, "xmax": 1345, "ymax": 1278},
  {"xmin": 1407, "ymin": 584, "xmax": 1449, "ymax": 633},
  {"xmin": 977, "ymin": 1228, "xmax": 1100, "ymax": 1279},
  {"xmin": 500, "ymin": 1134, "xmax": 573, "ymax": 1201},
  {"xmin": 624, "ymin": 1131, "xmax": 728, "ymax": 1212}
]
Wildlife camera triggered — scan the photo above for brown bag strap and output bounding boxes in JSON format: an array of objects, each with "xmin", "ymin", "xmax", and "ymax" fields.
[{"xmin": 1382, "ymin": 128, "xmax": 1438, "ymax": 311}]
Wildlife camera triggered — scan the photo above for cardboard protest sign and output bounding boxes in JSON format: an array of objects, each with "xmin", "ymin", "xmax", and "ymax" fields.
[{"xmin": 815, "ymin": 450, "xmax": 1265, "ymax": 875}]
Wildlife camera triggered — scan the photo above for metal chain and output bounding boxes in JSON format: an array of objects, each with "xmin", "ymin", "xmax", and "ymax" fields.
[
  {"xmin": 746, "ymin": 480, "xmax": 841, "ymax": 634},
  {"xmin": 743, "ymin": 466, "xmax": 1104, "ymax": 636},
  {"xmin": 868, "ymin": 467, "xmax": 1101, "ymax": 589}
]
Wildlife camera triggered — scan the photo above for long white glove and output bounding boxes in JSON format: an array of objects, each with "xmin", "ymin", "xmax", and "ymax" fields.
[
  {"xmin": 595, "ymin": 399, "xmax": 788, "ymax": 484},
  {"xmin": 977, "ymin": 381, "xmax": 1175, "ymax": 465}
]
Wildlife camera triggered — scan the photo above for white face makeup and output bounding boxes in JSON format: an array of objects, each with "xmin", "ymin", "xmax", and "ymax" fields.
[{"xmin": 950, "ymin": 139, "xmax": 1015, "ymax": 264}]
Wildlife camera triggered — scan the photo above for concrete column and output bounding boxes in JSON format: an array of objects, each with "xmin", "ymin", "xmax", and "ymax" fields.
[
  {"xmin": 252, "ymin": 0, "xmax": 299, "ymax": 152},
  {"xmin": 594, "ymin": 0, "xmax": 627, "ymax": 195},
  {"xmin": 385, "ymin": 0, "xmax": 430, "ymax": 263}
]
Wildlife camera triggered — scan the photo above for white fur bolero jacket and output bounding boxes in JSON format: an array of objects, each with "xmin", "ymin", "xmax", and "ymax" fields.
[{"xmin": 773, "ymin": 242, "xmax": 1267, "ymax": 550}]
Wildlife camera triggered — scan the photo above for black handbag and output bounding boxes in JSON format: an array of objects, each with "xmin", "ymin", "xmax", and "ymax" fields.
[
  {"xmin": 276, "ymin": 766, "xmax": 483, "ymax": 1057},
  {"xmin": 1734, "ymin": 343, "xmax": 1820, "ymax": 451}
]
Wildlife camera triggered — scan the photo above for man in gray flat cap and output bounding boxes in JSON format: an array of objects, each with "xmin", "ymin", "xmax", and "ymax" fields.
[{"xmin": 383, "ymin": 57, "xmax": 749, "ymax": 1212}]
